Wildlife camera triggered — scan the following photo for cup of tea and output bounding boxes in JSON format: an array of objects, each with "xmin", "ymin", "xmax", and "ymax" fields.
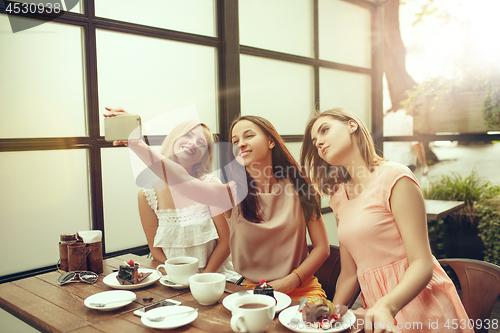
[
  {"xmin": 230, "ymin": 294, "xmax": 275, "ymax": 333},
  {"xmin": 189, "ymin": 273, "xmax": 226, "ymax": 305},
  {"xmin": 156, "ymin": 256, "xmax": 199, "ymax": 286}
]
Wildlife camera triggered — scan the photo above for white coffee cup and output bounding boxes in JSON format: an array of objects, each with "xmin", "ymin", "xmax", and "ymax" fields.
[
  {"xmin": 230, "ymin": 294, "xmax": 275, "ymax": 333},
  {"xmin": 189, "ymin": 273, "xmax": 226, "ymax": 306},
  {"xmin": 156, "ymin": 256, "xmax": 198, "ymax": 286}
]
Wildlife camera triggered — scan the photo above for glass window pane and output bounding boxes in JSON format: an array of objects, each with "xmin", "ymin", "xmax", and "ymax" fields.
[
  {"xmin": 95, "ymin": 0, "xmax": 216, "ymax": 37},
  {"xmin": 101, "ymin": 147, "xmax": 148, "ymax": 252},
  {"xmin": 239, "ymin": 0, "xmax": 314, "ymax": 57},
  {"xmin": 321, "ymin": 195, "xmax": 331, "ymax": 209},
  {"xmin": 285, "ymin": 142, "xmax": 302, "ymax": 164},
  {"xmin": 0, "ymin": 150, "xmax": 90, "ymax": 276},
  {"xmin": 96, "ymin": 29, "xmax": 219, "ymax": 135},
  {"xmin": 0, "ymin": 15, "xmax": 86, "ymax": 138},
  {"xmin": 240, "ymin": 55, "xmax": 314, "ymax": 135},
  {"xmin": 322, "ymin": 212, "xmax": 339, "ymax": 246},
  {"xmin": 319, "ymin": 0, "xmax": 371, "ymax": 68},
  {"xmin": 319, "ymin": 68, "xmax": 371, "ymax": 128}
]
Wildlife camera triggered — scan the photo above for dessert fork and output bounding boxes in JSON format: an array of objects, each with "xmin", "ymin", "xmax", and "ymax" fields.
[
  {"xmin": 147, "ymin": 308, "xmax": 198, "ymax": 322},
  {"xmin": 289, "ymin": 297, "xmax": 308, "ymax": 325}
]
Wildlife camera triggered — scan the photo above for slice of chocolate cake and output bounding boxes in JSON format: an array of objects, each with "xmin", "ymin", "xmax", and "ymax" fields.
[
  {"xmin": 116, "ymin": 260, "xmax": 152, "ymax": 285},
  {"xmin": 253, "ymin": 279, "xmax": 275, "ymax": 299}
]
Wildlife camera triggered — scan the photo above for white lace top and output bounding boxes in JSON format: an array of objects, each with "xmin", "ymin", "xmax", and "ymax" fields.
[{"xmin": 143, "ymin": 174, "xmax": 240, "ymax": 281}]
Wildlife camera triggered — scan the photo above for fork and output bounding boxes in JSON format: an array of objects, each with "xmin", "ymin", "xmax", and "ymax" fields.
[
  {"xmin": 147, "ymin": 308, "xmax": 198, "ymax": 322},
  {"xmin": 89, "ymin": 298, "xmax": 136, "ymax": 307},
  {"xmin": 289, "ymin": 297, "xmax": 308, "ymax": 325}
]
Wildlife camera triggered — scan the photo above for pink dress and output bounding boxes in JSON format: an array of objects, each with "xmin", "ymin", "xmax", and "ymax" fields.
[{"xmin": 330, "ymin": 162, "xmax": 472, "ymax": 333}]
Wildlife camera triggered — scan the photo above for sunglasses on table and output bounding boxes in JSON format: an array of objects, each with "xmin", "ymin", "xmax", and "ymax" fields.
[{"xmin": 57, "ymin": 271, "xmax": 99, "ymax": 285}]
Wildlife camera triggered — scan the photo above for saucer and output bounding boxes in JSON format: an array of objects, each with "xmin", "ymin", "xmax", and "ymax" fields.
[{"xmin": 159, "ymin": 275, "xmax": 189, "ymax": 289}]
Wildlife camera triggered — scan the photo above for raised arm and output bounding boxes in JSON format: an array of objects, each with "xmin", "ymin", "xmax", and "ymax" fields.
[{"xmin": 105, "ymin": 107, "xmax": 237, "ymax": 210}]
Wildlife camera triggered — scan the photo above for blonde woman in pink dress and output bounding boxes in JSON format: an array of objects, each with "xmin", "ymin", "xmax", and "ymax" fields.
[{"xmin": 301, "ymin": 108, "xmax": 472, "ymax": 333}]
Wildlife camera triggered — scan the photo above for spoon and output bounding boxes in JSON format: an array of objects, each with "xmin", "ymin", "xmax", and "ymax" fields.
[
  {"xmin": 289, "ymin": 297, "xmax": 308, "ymax": 325},
  {"xmin": 147, "ymin": 308, "xmax": 198, "ymax": 322},
  {"xmin": 89, "ymin": 298, "xmax": 136, "ymax": 307}
]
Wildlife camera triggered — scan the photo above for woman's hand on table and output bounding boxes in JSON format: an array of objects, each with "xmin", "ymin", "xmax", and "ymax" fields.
[
  {"xmin": 268, "ymin": 273, "xmax": 301, "ymax": 294},
  {"xmin": 364, "ymin": 302, "xmax": 397, "ymax": 333}
]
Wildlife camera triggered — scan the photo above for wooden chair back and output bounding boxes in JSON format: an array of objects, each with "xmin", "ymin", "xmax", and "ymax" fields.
[
  {"xmin": 439, "ymin": 258, "xmax": 500, "ymax": 333},
  {"xmin": 308, "ymin": 244, "xmax": 360, "ymax": 308}
]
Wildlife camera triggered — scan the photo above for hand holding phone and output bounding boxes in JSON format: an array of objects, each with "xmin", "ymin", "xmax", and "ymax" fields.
[
  {"xmin": 133, "ymin": 299, "xmax": 181, "ymax": 317},
  {"xmin": 104, "ymin": 114, "xmax": 142, "ymax": 142}
]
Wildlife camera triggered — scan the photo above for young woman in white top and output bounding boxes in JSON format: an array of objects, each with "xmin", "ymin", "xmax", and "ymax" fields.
[{"xmin": 111, "ymin": 114, "xmax": 239, "ymax": 280}]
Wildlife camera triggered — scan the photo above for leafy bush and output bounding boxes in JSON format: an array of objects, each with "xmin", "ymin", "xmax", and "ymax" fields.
[
  {"xmin": 424, "ymin": 171, "xmax": 500, "ymax": 264},
  {"xmin": 477, "ymin": 199, "xmax": 500, "ymax": 265}
]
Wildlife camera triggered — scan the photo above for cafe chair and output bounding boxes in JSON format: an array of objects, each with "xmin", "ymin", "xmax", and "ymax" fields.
[
  {"xmin": 439, "ymin": 258, "xmax": 500, "ymax": 333},
  {"xmin": 308, "ymin": 244, "xmax": 361, "ymax": 308}
]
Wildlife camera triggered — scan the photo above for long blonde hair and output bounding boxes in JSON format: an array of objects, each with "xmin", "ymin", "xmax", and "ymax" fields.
[
  {"xmin": 300, "ymin": 108, "xmax": 384, "ymax": 195},
  {"xmin": 159, "ymin": 120, "xmax": 214, "ymax": 178}
]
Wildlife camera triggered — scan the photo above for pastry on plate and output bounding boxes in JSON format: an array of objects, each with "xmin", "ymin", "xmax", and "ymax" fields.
[{"xmin": 116, "ymin": 260, "xmax": 152, "ymax": 285}]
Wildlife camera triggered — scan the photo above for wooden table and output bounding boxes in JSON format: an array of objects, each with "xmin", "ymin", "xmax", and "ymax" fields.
[
  {"xmin": 425, "ymin": 199, "xmax": 465, "ymax": 220},
  {"xmin": 0, "ymin": 254, "xmax": 364, "ymax": 333}
]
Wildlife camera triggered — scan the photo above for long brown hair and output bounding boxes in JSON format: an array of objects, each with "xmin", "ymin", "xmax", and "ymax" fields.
[
  {"xmin": 301, "ymin": 108, "xmax": 384, "ymax": 195},
  {"xmin": 228, "ymin": 115, "xmax": 320, "ymax": 223}
]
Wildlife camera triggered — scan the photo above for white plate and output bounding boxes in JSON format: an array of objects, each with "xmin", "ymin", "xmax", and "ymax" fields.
[
  {"xmin": 222, "ymin": 290, "xmax": 291, "ymax": 313},
  {"xmin": 141, "ymin": 305, "xmax": 198, "ymax": 330},
  {"xmin": 103, "ymin": 268, "xmax": 160, "ymax": 290},
  {"xmin": 278, "ymin": 305, "xmax": 356, "ymax": 333},
  {"xmin": 159, "ymin": 275, "xmax": 189, "ymax": 289},
  {"xmin": 84, "ymin": 290, "xmax": 136, "ymax": 311}
]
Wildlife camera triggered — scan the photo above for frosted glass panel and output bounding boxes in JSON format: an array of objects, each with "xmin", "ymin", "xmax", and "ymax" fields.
[
  {"xmin": 285, "ymin": 142, "xmax": 302, "ymax": 164},
  {"xmin": 240, "ymin": 55, "xmax": 314, "ymax": 135},
  {"xmin": 321, "ymin": 195, "xmax": 331, "ymax": 209},
  {"xmin": 319, "ymin": 0, "xmax": 371, "ymax": 68},
  {"xmin": 101, "ymin": 147, "xmax": 148, "ymax": 252},
  {"xmin": 0, "ymin": 150, "xmax": 90, "ymax": 276},
  {"xmin": 319, "ymin": 68, "xmax": 371, "ymax": 128},
  {"xmin": 96, "ymin": 30, "xmax": 219, "ymax": 135},
  {"xmin": 95, "ymin": 0, "xmax": 216, "ymax": 37},
  {"xmin": 239, "ymin": 0, "xmax": 314, "ymax": 57},
  {"xmin": 322, "ymin": 212, "xmax": 339, "ymax": 246},
  {"xmin": 0, "ymin": 15, "xmax": 86, "ymax": 138}
]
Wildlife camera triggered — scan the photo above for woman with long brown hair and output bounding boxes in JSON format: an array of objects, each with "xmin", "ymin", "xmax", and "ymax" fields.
[
  {"xmin": 224, "ymin": 115, "xmax": 329, "ymax": 298},
  {"xmin": 301, "ymin": 108, "xmax": 472, "ymax": 333}
]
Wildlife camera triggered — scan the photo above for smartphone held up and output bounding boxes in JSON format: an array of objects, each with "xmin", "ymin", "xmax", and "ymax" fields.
[{"xmin": 104, "ymin": 114, "xmax": 142, "ymax": 142}]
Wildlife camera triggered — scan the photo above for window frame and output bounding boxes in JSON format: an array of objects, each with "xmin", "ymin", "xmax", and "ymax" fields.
[{"xmin": 0, "ymin": 0, "xmax": 383, "ymax": 283}]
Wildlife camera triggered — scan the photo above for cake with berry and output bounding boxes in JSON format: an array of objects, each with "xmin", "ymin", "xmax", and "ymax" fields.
[
  {"xmin": 253, "ymin": 279, "xmax": 275, "ymax": 299},
  {"xmin": 301, "ymin": 296, "xmax": 347, "ymax": 324},
  {"xmin": 116, "ymin": 260, "xmax": 152, "ymax": 285}
]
